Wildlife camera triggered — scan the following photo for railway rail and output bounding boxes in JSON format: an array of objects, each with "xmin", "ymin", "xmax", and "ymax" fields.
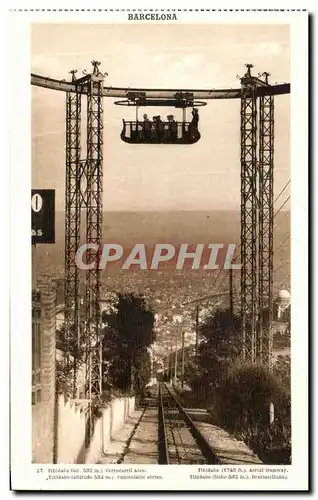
[{"xmin": 158, "ymin": 383, "xmax": 219, "ymax": 465}]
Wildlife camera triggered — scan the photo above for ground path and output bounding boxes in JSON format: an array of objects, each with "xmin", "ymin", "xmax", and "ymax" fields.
[{"xmin": 97, "ymin": 386, "xmax": 262, "ymax": 465}]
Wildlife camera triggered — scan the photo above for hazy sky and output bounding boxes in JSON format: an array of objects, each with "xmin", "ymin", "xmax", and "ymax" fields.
[{"xmin": 31, "ymin": 23, "xmax": 290, "ymax": 211}]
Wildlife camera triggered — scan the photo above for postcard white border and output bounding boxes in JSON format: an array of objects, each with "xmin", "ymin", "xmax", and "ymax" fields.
[{"xmin": 9, "ymin": 9, "xmax": 308, "ymax": 491}]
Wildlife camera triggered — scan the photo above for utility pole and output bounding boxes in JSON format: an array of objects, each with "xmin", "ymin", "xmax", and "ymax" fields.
[
  {"xmin": 195, "ymin": 305, "xmax": 199, "ymax": 357},
  {"xmin": 229, "ymin": 268, "xmax": 233, "ymax": 318},
  {"xmin": 169, "ymin": 340, "xmax": 173, "ymax": 384},
  {"xmin": 229, "ymin": 267, "xmax": 234, "ymax": 333},
  {"xmin": 174, "ymin": 332, "xmax": 178, "ymax": 386},
  {"xmin": 181, "ymin": 331, "xmax": 185, "ymax": 388},
  {"xmin": 151, "ymin": 350, "xmax": 154, "ymax": 384}
]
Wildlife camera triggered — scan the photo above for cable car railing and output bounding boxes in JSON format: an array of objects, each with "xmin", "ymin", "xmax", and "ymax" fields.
[{"xmin": 121, "ymin": 119, "xmax": 200, "ymax": 144}]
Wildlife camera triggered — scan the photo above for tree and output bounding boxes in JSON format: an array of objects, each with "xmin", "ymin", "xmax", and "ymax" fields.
[
  {"xmin": 273, "ymin": 355, "xmax": 291, "ymax": 396},
  {"xmin": 55, "ymin": 323, "xmax": 86, "ymax": 397},
  {"xmin": 133, "ymin": 348, "xmax": 152, "ymax": 398},
  {"xmin": 102, "ymin": 293, "xmax": 155, "ymax": 395},
  {"xmin": 187, "ymin": 308, "xmax": 241, "ymax": 397},
  {"xmin": 199, "ymin": 308, "xmax": 241, "ymax": 359}
]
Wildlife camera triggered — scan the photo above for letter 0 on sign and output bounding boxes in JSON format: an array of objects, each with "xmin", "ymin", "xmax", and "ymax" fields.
[{"xmin": 31, "ymin": 193, "xmax": 43, "ymax": 213}]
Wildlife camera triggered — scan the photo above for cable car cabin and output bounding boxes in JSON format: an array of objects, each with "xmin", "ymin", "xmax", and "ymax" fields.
[
  {"xmin": 121, "ymin": 119, "xmax": 201, "ymax": 145},
  {"xmin": 116, "ymin": 95, "xmax": 204, "ymax": 144}
]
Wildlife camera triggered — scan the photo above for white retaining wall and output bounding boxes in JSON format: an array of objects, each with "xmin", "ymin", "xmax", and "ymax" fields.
[{"xmin": 56, "ymin": 394, "xmax": 135, "ymax": 464}]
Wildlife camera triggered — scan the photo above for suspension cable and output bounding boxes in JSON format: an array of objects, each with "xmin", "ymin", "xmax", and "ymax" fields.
[
  {"xmin": 273, "ymin": 234, "xmax": 290, "ymax": 254},
  {"xmin": 273, "ymin": 195, "xmax": 291, "ymax": 218},
  {"xmin": 211, "ymin": 201, "xmax": 290, "ymax": 294},
  {"xmin": 273, "ymin": 179, "xmax": 291, "ymax": 205},
  {"xmin": 208, "ymin": 179, "xmax": 291, "ymax": 297}
]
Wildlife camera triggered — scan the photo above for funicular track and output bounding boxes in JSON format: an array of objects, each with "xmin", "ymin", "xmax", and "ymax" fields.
[{"xmin": 158, "ymin": 383, "xmax": 219, "ymax": 465}]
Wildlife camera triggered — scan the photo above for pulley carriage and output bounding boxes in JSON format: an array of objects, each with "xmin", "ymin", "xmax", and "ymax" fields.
[{"xmin": 115, "ymin": 92, "xmax": 206, "ymax": 145}]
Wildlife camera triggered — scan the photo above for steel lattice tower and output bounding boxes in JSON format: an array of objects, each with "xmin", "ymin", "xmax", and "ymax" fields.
[
  {"xmin": 64, "ymin": 70, "xmax": 82, "ymax": 388},
  {"xmin": 240, "ymin": 65, "xmax": 274, "ymax": 365},
  {"xmin": 85, "ymin": 63, "xmax": 104, "ymax": 399},
  {"xmin": 258, "ymin": 75, "xmax": 274, "ymax": 365},
  {"xmin": 240, "ymin": 64, "xmax": 259, "ymax": 363},
  {"xmin": 64, "ymin": 62, "xmax": 104, "ymax": 410}
]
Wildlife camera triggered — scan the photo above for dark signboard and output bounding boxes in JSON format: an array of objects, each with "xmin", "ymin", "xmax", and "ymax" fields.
[{"xmin": 31, "ymin": 189, "xmax": 55, "ymax": 244}]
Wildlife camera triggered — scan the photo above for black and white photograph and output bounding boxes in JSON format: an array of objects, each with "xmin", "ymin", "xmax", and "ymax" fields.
[{"xmin": 9, "ymin": 10, "xmax": 308, "ymax": 492}]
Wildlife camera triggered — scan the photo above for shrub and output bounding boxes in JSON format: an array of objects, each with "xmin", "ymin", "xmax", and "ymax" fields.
[
  {"xmin": 216, "ymin": 362, "xmax": 290, "ymax": 432},
  {"xmin": 55, "ymin": 360, "xmax": 74, "ymax": 398},
  {"xmin": 215, "ymin": 362, "xmax": 291, "ymax": 464}
]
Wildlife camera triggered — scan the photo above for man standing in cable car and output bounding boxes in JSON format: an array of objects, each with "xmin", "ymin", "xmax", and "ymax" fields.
[
  {"xmin": 157, "ymin": 116, "xmax": 164, "ymax": 141},
  {"xmin": 151, "ymin": 116, "xmax": 158, "ymax": 141},
  {"xmin": 191, "ymin": 108, "xmax": 199, "ymax": 128},
  {"xmin": 189, "ymin": 108, "xmax": 199, "ymax": 140},
  {"xmin": 152, "ymin": 115, "xmax": 163, "ymax": 142},
  {"xmin": 142, "ymin": 113, "xmax": 151, "ymax": 142},
  {"xmin": 167, "ymin": 115, "xmax": 177, "ymax": 142}
]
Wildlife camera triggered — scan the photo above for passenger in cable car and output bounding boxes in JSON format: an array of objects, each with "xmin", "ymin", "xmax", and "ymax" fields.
[
  {"xmin": 152, "ymin": 116, "xmax": 164, "ymax": 141},
  {"xmin": 142, "ymin": 113, "xmax": 151, "ymax": 141},
  {"xmin": 191, "ymin": 108, "xmax": 199, "ymax": 127},
  {"xmin": 167, "ymin": 115, "xmax": 177, "ymax": 141},
  {"xmin": 151, "ymin": 116, "xmax": 157, "ymax": 140},
  {"xmin": 158, "ymin": 117, "xmax": 165, "ymax": 141},
  {"xmin": 188, "ymin": 108, "xmax": 199, "ymax": 139}
]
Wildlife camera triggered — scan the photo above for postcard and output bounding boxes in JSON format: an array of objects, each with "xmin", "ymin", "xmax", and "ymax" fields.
[{"xmin": 9, "ymin": 8, "xmax": 308, "ymax": 491}]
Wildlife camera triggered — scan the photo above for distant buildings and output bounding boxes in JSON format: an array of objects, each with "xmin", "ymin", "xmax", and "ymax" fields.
[
  {"xmin": 49, "ymin": 268, "xmax": 291, "ymax": 361},
  {"xmin": 273, "ymin": 289, "xmax": 291, "ymax": 339},
  {"xmin": 274, "ymin": 289, "xmax": 291, "ymax": 321}
]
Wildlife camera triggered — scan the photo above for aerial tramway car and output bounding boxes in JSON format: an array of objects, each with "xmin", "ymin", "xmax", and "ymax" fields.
[{"xmin": 115, "ymin": 91, "xmax": 206, "ymax": 145}]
